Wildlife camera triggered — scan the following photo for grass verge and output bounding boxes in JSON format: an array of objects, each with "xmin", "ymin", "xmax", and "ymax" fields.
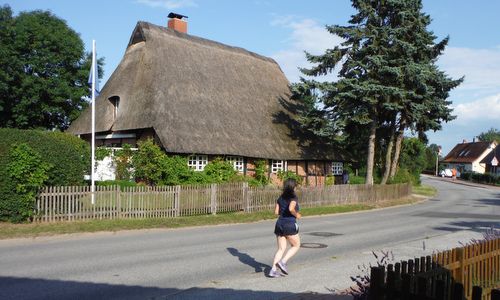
[
  {"xmin": 412, "ymin": 184, "xmax": 437, "ymax": 197},
  {"xmin": 0, "ymin": 198, "xmax": 423, "ymax": 240}
]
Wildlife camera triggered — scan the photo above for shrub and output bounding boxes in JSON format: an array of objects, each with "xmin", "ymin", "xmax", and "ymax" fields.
[
  {"xmin": 398, "ymin": 137, "xmax": 427, "ymax": 182},
  {"xmin": 95, "ymin": 147, "xmax": 112, "ymax": 161},
  {"xmin": 0, "ymin": 128, "xmax": 89, "ymax": 186},
  {"xmin": 460, "ymin": 172, "xmax": 472, "ymax": 181},
  {"xmin": 132, "ymin": 139, "xmax": 203, "ymax": 185},
  {"xmin": 0, "ymin": 129, "xmax": 89, "ymax": 222},
  {"xmin": 113, "ymin": 144, "xmax": 134, "ymax": 180},
  {"xmin": 277, "ymin": 170, "xmax": 303, "ymax": 185},
  {"xmin": 203, "ymin": 157, "xmax": 238, "ymax": 183},
  {"xmin": 461, "ymin": 171, "xmax": 499, "ymax": 185},
  {"xmin": 163, "ymin": 155, "xmax": 197, "ymax": 185},
  {"xmin": 325, "ymin": 175, "xmax": 335, "ymax": 186},
  {"xmin": 251, "ymin": 159, "xmax": 270, "ymax": 187},
  {"xmin": 3, "ymin": 143, "xmax": 52, "ymax": 222},
  {"xmin": 388, "ymin": 168, "xmax": 418, "ymax": 185},
  {"xmin": 349, "ymin": 175, "xmax": 366, "ymax": 185},
  {"xmin": 132, "ymin": 139, "xmax": 167, "ymax": 185}
]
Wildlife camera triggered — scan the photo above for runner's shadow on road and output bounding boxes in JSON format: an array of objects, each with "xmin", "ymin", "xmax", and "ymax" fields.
[{"xmin": 227, "ymin": 247, "xmax": 270, "ymax": 274}]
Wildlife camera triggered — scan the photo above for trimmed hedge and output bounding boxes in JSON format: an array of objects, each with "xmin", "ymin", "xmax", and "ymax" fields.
[
  {"xmin": 460, "ymin": 171, "xmax": 500, "ymax": 185},
  {"xmin": 0, "ymin": 128, "xmax": 89, "ymax": 222}
]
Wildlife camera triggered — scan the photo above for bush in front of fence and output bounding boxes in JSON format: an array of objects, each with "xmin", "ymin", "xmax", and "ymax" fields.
[
  {"xmin": 0, "ymin": 128, "xmax": 89, "ymax": 222},
  {"xmin": 132, "ymin": 139, "xmax": 255, "ymax": 186},
  {"xmin": 2, "ymin": 143, "xmax": 52, "ymax": 222},
  {"xmin": 460, "ymin": 171, "xmax": 500, "ymax": 185}
]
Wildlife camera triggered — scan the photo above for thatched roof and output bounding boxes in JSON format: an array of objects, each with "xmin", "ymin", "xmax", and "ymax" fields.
[{"xmin": 68, "ymin": 22, "xmax": 342, "ymax": 161}]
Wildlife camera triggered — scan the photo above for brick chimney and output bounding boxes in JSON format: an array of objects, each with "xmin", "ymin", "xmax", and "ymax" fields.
[{"xmin": 167, "ymin": 12, "xmax": 188, "ymax": 33}]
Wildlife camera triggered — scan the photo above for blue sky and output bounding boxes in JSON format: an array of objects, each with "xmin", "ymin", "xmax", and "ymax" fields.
[{"xmin": 5, "ymin": 0, "xmax": 500, "ymax": 155}]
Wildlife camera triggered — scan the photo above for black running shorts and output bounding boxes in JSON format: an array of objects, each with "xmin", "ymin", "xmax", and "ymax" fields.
[{"xmin": 274, "ymin": 218, "xmax": 299, "ymax": 236}]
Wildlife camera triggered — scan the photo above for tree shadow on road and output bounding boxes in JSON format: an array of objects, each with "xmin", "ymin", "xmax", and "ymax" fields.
[
  {"xmin": 433, "ymin": 220, "xmax": 500, "ymax": 234},
  {"xmin": 0, "ymin": 276, "xmax": 314, "ymax": 300},
  {"xmin": 227, "ymin": 247, "xmax": 270, "ymax": 274},
  {"xmin": 475, "ymin": 197, "xmax": 500, "ymax": 206}
]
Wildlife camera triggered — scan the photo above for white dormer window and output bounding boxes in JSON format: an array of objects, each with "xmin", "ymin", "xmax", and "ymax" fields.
[
  {"xmin": 226, "ymin": 156, "xmax": 244, "ymax": 172},
  {"xmin": 188, "ymin": 155, "xmax": 208, "ymax": 171},
  {"xmin": 332, "ymin": 162, "xmax": 343, "ymax": 175},
  {"xmin": 271, "ymin": 160, "xmax": 284, "ymax": 174}
]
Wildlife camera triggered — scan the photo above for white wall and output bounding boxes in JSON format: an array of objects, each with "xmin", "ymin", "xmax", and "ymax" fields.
[{"xmin": 95, "ymin": 156, "xmax": 116, "ymax": 181}]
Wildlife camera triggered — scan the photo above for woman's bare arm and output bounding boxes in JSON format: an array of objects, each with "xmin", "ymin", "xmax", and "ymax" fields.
[
  {"xmin": 274, "ymin": 203, "xmax": 280, "ymax": 216},
  {"xmin": 289, "ymin": 200, "xmax": 301, "ymax": 219}
]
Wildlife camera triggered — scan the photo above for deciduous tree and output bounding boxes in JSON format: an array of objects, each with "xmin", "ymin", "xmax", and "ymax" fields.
[{"xmin": 0, "ymin": 5, "xmax": 103, "ymax": 130}]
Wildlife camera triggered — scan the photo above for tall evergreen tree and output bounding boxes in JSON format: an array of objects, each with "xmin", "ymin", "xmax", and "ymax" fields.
[
  {"xmin": 299, "ymin": 0, "xmax": 461, "ymax": 184},
  {"xmin": 0, "ymin": 6, "xmax": 104, "ymax": 130}
]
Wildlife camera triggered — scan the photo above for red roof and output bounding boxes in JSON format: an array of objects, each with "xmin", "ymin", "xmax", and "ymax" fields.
[{"xmin": 442, "ymin": 141, "xmax": 495, "ymax": 163}]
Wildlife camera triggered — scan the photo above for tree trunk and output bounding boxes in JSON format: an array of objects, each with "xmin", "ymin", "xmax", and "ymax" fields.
[
  {"xmin": 381, "ymin": 128, "xmax": 395, "ymax": 185},
  {"xmin": 389, "ymin": 119, "xmax": 406, "ymax": 178},
  {"xmin": 365, "ymin": 119, "xmax": 377, "ymax": 185}
]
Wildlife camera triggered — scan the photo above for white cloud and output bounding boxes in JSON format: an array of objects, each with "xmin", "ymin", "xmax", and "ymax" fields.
[
  {"xmin": 135, "ymin": 0, "xmax": 197, "ymax": 9},
  {"xmin": 270, "ymin": 16, "xmax": 343, "ymax": 83},
  {"xmin": 453, "ymin": 93, "xmax": 500, "ymax": 123},
  {"xmin": 439, "ymin": 47, "xmax": 500, "ymax": 92}
]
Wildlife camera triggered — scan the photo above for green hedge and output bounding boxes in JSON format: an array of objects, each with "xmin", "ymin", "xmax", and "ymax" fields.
[
  {"xmin": 0, "ymin": 128, "xmax": 89, "ymax": 222},
  {"xmin": 460, "ymin": 171, "xmax": 500, "ymax": 185}
]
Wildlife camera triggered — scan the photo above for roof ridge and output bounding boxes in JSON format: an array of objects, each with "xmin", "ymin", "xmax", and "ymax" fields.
[{"xmin": 136, "ymin": 21, "xmax": 279, "ymax": 66}]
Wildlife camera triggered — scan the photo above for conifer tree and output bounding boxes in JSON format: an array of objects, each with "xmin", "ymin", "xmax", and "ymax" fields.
[{"xmin": 299, "ymin": 0, "xmax": 461, "ymax": 184}]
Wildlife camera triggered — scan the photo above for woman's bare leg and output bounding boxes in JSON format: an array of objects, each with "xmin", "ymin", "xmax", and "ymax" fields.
[
  {"xmin": 272, "ymin": 236, "xmax": 288, "ymax": 269},
  {"xmin": 281, "ymin": 234, "xmax": 301, "ymax": 264}
]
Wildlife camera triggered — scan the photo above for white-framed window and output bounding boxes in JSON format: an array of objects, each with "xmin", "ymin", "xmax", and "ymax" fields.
[
  {"xmin": 331, "ymin": 162, "xmax": 343, "ymax": 175},
  {"xmin": 271, "ymin": 160, "xmax": 285, "ymax": 174},
  {"xmin": 226, "ymin": 156, "xmax": 244, "ymax": 172},
  {"xmin": 188, "ymin": 155, "xmax": 208, "ymax": 171}
]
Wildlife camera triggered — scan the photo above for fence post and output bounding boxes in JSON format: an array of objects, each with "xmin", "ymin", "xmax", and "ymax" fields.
[
  {"xmin": 401, "ymin": 273, "xmax": 411, "ymax": 299},
  {"xmin": 435, "ymin": 279, "xmax": 446, "ymax": 300},
  {"xmin": 210, "ymin": 184, "xmax": 217, "ymax": 215},
  {"xmin": 471, "ymin": 286, "xmax": 482, "ymax": 300},
  {"xmin": 243, "ymin": 182, "xmax": 250, "ymax": 212},
  {"xmin": 174, "ymin": 185, "xmax": 180, "ymax": 217},
  {"xmin": 386, "ymin": 268, "xmax": 396, "ymax": 299},
  {"xmin": 417, "ymin": 276, "xmax": 428, "ymax": 298},
  {"xmin": 492, "ymin": 289, "xmax": 500, "ymax": 300},
  {"xmin": 452, "ymin": 282, "xmax": 465, "ymax": 300},
  {"xmin": 368, "ymin": 266, "xmax": 385, "ymax": 300}
]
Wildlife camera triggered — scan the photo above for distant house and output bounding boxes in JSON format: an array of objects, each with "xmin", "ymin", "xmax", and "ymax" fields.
[
  {"xmin": 480, "ymin": 144, "xmax": 500, "ymax": 176},
  {"xmin": 67, "ymin": 15, "xmax": 346, "ymax": 186},
  {"xmin": 441, "ymin": 139, "xmax": 497, "ymax": 174}
]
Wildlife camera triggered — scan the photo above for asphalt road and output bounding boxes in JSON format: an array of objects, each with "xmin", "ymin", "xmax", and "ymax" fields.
[{"xmin": 0, "ymin": 176, "xmax": 498, "ymax": 300}]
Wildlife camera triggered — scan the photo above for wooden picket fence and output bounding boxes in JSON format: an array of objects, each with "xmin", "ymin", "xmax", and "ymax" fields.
[
  {"xmin": 368, "ymin": 238, "xmax": 500, "ymax": 300},
  {"xmin": 435, "ymin": 238, "xmax": 500, "ymax": 300},
  {"xmin": 35, "ymin": 182, "xmax": 411, "ymax": 222}
]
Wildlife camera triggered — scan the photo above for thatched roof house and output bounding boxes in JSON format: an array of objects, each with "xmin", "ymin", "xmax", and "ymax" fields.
[{"xmin": 68, "ymin": 16, "xmax": 345, "ymax": 185}]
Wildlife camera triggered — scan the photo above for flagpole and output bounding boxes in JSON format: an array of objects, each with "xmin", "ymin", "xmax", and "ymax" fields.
[{"xmin": 91, "ymin": 40, "xmax": 96, "ymax": 205}]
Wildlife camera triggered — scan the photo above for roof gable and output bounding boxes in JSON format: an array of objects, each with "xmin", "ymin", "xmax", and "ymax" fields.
[
  {"xmin": 480, "ymin": 144, "xmax": 500, "ymax": 165},
  {"xmin": 128, "ymin": 22, "xmax": 147, "ymax": 46}
]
